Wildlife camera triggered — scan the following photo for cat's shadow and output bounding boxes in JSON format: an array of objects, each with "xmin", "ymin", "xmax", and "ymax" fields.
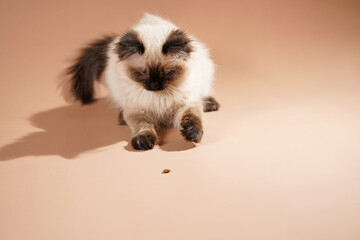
[{"xmin": 0, "ymin": 99, "xmax": 194, "ymax": 161}]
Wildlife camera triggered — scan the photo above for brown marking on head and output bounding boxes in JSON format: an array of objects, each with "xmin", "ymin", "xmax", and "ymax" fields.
[
  {"xmin": 127, "ymin": 63, "xmax": 185, "ymax": 91},
  {"xmin": 162, "ymin": 29, "xmax": 193, "ymax": 58},
  {"xmin": 116, "ymin": 30, "xmax": 145, "ymax": 60}
]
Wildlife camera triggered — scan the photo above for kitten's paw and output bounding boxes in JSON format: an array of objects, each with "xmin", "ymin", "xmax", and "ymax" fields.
[
  {"xmin": 202, "ymin": 96, "xmax": 220, "ymax": 112},
  {"xmin": 180, "ymin": 115, "xmax": 203, "ymax": 143},
  {"xmin": 118, "ymin": 110, "xmax": 127, "ymax": 125},
  {"xmin": 131, "ymin": 132, "xmax": 157, "ymax": 150}
]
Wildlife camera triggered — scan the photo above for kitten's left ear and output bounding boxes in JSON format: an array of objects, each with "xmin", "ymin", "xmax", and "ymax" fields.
[
  {"xmin": 117, "ymin": 30, "xmax": 145, "ymax": 60},
  {"xmin": 162, "ymin": 29, "xmax": 193, "ymax": 56}
]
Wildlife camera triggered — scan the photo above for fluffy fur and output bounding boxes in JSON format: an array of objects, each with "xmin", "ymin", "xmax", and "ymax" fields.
[{"xmin": 67, "ymin": 14, "xmax": 219, "ymax": 150}]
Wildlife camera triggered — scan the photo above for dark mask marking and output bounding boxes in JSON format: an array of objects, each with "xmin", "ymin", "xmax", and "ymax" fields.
[{"xmin": 129, "ymin": 64, "xmax": 184, "ymax": 91}]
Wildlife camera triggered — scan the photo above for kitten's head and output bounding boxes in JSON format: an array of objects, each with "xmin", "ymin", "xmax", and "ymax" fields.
[{"xmin": 115, "ymin": 14, "xmax": 193, "ymax": 91}]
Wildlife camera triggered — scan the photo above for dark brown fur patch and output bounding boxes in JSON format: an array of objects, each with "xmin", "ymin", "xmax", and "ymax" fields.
[
  {"xmin": 68, "ymin": 35, "xmax": 115, "ymax": 104},
  {"xmin": 116, "ymin": 30, "xmax": 145, "ymax": 60},
  {"xmin": 129, "ymin": 64, "xmax": 185, "ymax": 91},
  {"xmin": 162, "ymin": 29, "xmax": 193, "ymax": 57},
  {"xmin": 180, "ymin": 110, "xmax": 203, "ymax": 143},
  {"xmin": 202, "ymin": 96, "xmax": 220, "ymax": 112}
]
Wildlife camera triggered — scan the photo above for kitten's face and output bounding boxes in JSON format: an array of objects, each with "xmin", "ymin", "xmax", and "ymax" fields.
[{"xmin": 116, "ymin": 29, "xmax": 192, "ymax": 91}]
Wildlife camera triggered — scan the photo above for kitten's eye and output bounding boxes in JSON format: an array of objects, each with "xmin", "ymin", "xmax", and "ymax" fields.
[
  {"xmin": 163, "ymin": 69, "xmax": 176, "ymax": 76},
  {"xmin": 164, "ymin": 70, "xmax": 173, "ymax": 75},
  {"xmin": 163, "ymin": 68, "xmax": 179, "ymax": 80},
  {"xmin": 135, "ymin": 71, "xmax": 147, "ymax": 76}
]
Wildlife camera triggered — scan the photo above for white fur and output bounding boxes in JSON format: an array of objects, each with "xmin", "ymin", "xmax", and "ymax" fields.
[{"xmin": 104, "ymin": 14, "xmax": 215, "ymax": 130}]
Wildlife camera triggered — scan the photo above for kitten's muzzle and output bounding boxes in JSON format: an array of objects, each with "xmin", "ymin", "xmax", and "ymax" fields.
[{"xmin": 146, "ymin": 80, "xmax": 165, "ymax": 91}]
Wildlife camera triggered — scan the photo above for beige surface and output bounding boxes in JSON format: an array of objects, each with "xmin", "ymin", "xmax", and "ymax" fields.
[{"xmin": 1, "ymin": 0, "xmax": 360, "ymax": 239}]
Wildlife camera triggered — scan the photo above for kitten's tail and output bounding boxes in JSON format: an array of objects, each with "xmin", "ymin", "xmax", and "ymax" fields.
[{"xmin": 68, "ymin": 35, "xmax": 115, "ymax": 104}]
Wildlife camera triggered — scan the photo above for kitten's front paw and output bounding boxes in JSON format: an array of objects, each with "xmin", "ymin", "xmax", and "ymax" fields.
[
  {"xmin": 131, "ymin": 132, "xmax": 157, "ymax": 150},
  {"xmin": 180, "ymin": 115, "xmax": 203, "ymax": 143}
]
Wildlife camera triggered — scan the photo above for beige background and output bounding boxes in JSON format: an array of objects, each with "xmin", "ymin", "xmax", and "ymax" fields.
[{"xmin": 1, "ymin": 0, "xmax": 360, "ymax": 239}]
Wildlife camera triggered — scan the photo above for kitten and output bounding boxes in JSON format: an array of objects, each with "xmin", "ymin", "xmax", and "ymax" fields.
[{"xmin": 67, "ymin": 14, "xmax": 220, "ymax": 150}]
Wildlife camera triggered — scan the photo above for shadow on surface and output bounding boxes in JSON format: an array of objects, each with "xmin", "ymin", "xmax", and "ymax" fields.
[{"xmin": 0, "ymin": 99, "xmax": 194, "ymax": 160}]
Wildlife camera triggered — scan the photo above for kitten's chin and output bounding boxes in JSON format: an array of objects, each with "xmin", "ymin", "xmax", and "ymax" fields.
[
  {"xmin": 145, "ymin": 88, "xmax": 164, "ymax": 92},
  {"xmin": 144, "ymin": 86, "xmax": 167, "ymax": 92}
]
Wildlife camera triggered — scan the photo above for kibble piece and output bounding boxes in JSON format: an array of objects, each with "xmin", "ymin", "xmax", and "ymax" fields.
[{"xmin": 162, "ymin": 169, "xmax": 171, "ymax": 174}]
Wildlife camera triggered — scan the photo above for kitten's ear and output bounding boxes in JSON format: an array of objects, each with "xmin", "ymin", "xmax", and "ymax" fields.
[
  {"xmin": 117, "ymin": 30, "xmax": 145, "ymax": 60},
  {"xmin": 162, "ymin": 29, "xmax": 193, "ymax": 56}
]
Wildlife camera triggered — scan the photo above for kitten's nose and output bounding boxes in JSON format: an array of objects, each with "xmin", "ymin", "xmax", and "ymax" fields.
[{"xmin": 149, "ymin": 81, "xmax": 162, "ymax": 90}]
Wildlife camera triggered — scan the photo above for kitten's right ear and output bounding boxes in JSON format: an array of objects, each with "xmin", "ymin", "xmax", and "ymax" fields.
[
  {"xmin": 117, "ymin": 30, "xmax": 145, "ymax": 60},
  {"xmin": 162, "ymin": 29, "xmax": 193, "ymax": 56}
]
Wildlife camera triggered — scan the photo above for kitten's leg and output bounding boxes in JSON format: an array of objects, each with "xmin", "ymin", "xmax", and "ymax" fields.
[
  {"xmin": 202, "ymin": 96, "xmax": 220, "ymax": 112},
  {"xmin": 124, "ymin": 110, "xmax": 158, "ymax": 150},
  {"xmin": 118, "ymin": 110, "xmax": 127, "ymax": 125},
  {"xmin": 174, "ymin": 103, "xmax": 203, "ymax": 143}
]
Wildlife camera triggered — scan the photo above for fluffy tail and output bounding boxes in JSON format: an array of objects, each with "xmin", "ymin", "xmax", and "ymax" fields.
[{"xmin": 68, "ymin": 35, "xmax": 115, "ymax": 104}]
